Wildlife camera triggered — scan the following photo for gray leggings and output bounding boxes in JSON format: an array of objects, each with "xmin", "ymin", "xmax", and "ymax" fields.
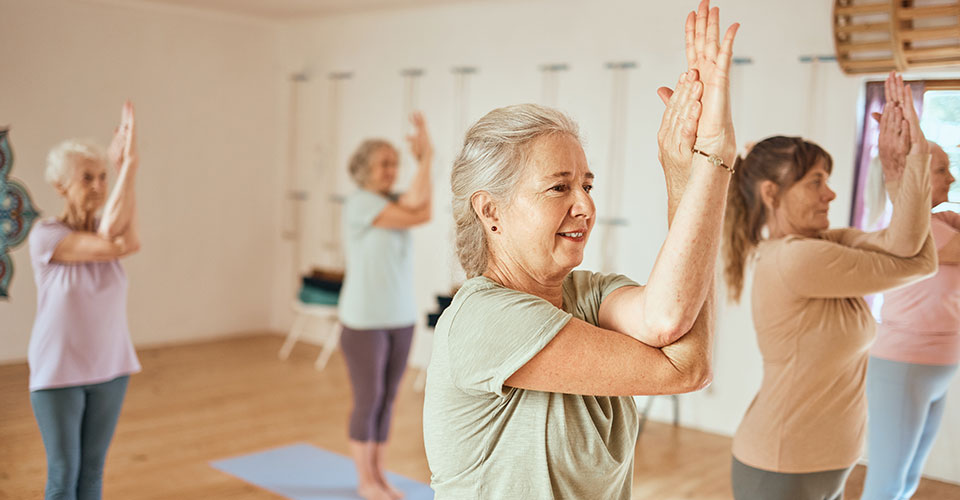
[
  {"xmin": 30, "ymin": 375, "xmax": 129, "ymax": 500},
  {"xmin": 340, "ymin": 325, "xmax": 414, "ymax": 442},
  {"xmin": 732, "ymin": 456, "xmax": 853, "ymax": 500}
]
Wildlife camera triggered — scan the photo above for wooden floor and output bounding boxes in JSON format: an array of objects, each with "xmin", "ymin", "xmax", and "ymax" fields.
[{"xmin": 1, "ymin": 334, "xmax": 958, "ymax": 500}]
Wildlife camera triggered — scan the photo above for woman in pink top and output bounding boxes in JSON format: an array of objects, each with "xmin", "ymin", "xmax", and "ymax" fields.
[
  {"xmin": 863, "ymin": 141, "xmax": 959, "ymax": 500},
  {"xmin": 28, "ymin": 102, "xmax": 141, "ymax": 500},
  {"xmin": 722, "ymin": 73, "xmax": 937, "ymax": 500}
]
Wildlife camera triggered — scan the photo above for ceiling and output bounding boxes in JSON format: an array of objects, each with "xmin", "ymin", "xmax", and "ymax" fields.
[{"xmin": 125, "ymin": 0, "xmax": 498, "ymax": 19}]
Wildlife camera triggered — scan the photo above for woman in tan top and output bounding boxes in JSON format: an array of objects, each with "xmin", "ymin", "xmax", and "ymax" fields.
[{"xmin": 723, "ymin": 72, "xmax": 938, "ymax": 500}]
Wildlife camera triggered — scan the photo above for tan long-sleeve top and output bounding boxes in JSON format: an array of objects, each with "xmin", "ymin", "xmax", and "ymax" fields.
[{"xmin": 732, "ymin": 153, "xmax": 937, "ymax": 473}]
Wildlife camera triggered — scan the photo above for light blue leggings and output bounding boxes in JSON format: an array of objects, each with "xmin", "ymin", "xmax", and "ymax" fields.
[
  {"xmin": 863, "ymin": 357, "xmax": 958, "ymax": 500},
  {"xmin": 30, "ymin": 376, "xmax": 129, "ymax": 500}
]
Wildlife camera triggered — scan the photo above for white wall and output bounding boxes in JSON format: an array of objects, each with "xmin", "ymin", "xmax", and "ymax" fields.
[
  {"xmin": 0, "ymin": 0, "xmax": 284, "ymax": 360},
  {"xmin": 272, "ymin": 0, "xmax": 960, "ymax": 483}
]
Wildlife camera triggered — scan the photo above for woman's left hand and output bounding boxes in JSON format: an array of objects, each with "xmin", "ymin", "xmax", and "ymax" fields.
[
  {"xmin": 406, "ymin": 111, "xmax": 433, "ymax": 166},
  {"xmin": 657, "ymin": 70, "xmax": 703, "ymax": 191}
]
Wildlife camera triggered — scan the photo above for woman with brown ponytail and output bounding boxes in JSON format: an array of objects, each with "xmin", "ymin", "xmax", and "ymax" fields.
[{"xmin": 723, "ymin": 72, "xmax": 937, "ymax": 500}]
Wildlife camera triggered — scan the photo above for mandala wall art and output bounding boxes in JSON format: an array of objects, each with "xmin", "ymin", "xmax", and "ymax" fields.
[{"xmin": 0, "ymin": 128, "xmax": 40, "ymax": 298}]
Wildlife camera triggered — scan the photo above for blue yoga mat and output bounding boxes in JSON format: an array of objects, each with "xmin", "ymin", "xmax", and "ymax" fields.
[{"xmin": 210, "ymin": 443, "xmax": 434, "ymax": 500}]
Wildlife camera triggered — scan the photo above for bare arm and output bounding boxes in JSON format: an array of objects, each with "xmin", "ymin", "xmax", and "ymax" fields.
[
  {"xmin": 372, "ymin": 202, "xmax": 430, "ymax": 229},
  {"xmin": 601, "ymin": 3, "xmax": 738, "ymax": 346},
  {"xmin": 51, "ymin": 227, "xmax": 140, "ymax": 263},
  {"xmin": 396, "ymin": 112, "xmax": 433, "ymax": 211},
  {"xmin": 99, "ymin": 101, "xmax": 138, "ymax": 240},
  {"xmin": 504, "ymin": 286, "xmax": 713, "ymax": 396}
]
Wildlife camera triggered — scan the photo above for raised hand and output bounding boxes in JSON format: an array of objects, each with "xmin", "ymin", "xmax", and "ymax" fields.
[
  {"xmin": 405, "ymin": 111, "xmax": 433, "ymax": 166},
  {"xmin": 685, "ymin": 0, "xmax": 739, "ymax": 165},
  {"xmin": 876, "ymin": 72, "xmax": 910, "ymax": 183},
  {"xmin": 900, "ymin": 82, "xmax": 929, "ymax": 157},
  {"xmin": 106, "ymin": 101, "xmax": 137, "ymax": 172},
  {"xmin": 121, "ymin": 101, "xmax": 137, "ymax": 169},
  {"xmin": 107, "ymin": 102, "xmax": 129, "ymax": 171},
  {"xmin": 657, "ymin": 70, "xmax": 704, "ymax": 190}
]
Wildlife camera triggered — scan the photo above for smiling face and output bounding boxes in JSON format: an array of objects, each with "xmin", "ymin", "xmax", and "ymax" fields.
[
  {"xmin": 930, "ymin": 144, "xmax": 955, "ymax": 207},
  {"xmin": 363, "ymin": 146, "xmax": 399, "ymax": 195},
  {"xmin": 490, "ymin": 133, "xmax": 595, "ymax": 282},
  {"xmin": 770, "ymin": 159, "xmax": 836, "ymax": 237},
  {"xmin": 59, "ymin": 155, "xmax": 108, "ymax": 214}
]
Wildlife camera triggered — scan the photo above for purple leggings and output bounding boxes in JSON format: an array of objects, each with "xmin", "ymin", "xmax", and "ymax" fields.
[{"xmin": 340, "ymin": 325, "xmax": 414, "ymax": 442}]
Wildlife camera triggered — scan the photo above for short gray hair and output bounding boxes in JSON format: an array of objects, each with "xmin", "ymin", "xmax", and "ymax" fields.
[
  {"xmin": 348, "ymin": 139, "xmax": 395, "ymax": 187},
  {"xmin": 451, "ymin": 104, "xmax": 580, "ymax": 278},
  {"xmin": 45, "ymin": 139, "xmax": 105, "ymax": 188}
]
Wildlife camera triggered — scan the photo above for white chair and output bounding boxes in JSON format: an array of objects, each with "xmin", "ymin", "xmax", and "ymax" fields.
[{"xmin": 278, "ymin": 301, "xmax": 341, "ymax": 371}]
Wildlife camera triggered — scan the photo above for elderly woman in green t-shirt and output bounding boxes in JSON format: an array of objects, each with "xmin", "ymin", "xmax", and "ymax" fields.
[{"xmin": 422, "ymin": 1, "xmax": 740, "ymax": 498}]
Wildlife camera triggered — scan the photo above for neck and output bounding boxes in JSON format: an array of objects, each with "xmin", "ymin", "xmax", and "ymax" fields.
[
  {"xmin": 60, "ymin": 205, "xmax": 96, "ymax": 232},
  {"xmin": 483, "ymin": 259, "xmax": 565, "ymax": 308}
]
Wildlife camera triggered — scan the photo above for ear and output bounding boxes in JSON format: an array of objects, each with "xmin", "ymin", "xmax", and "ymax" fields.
[
  {"xmin": 759, "ymin": 180, "xmax": 779, "ymax": 212},
  {"xmin": 54, "ymin": 182, "xmax": 68, "ymax": 197},
  {"xmin": 470, "ymin": 190, "xmax": 500, "ymax": 230}
]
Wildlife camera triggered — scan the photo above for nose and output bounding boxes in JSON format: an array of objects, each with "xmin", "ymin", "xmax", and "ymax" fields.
[
  {"xmin": 824, "ymin": 185, "xmax": 837, "ymax": 203},
  {"xmin": 570, "ymin": 187, "xmax": 595, "ymax": 219}
]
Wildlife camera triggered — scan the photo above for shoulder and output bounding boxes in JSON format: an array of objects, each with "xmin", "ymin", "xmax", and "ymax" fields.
[
  {"xmin": 565, "ymin": 270, "xmax": 638, "ymax": 297},
  {"xmin": 933, "ymin": 210, "xmax": 960, "ymax": 228},
  {"xmin": 29, "ymin": 218, "xmax": 72, "ymax": 245}
]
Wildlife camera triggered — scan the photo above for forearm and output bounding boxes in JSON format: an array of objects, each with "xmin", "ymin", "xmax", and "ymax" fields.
[
  {"xmin": 645, "ymin": 156, "xmax": 729, "ymax": 340},
  {"xmin": 397, "ymin": 161, "xmax": 432, "ymax": 210},
  {"xmin": 658, "ymin": 284, "xmax": 715, "ymax": 391},
  {"xmin": 118, "ymin": 199, "xmax": 141, "ymax": 254},
  {"xmin": 98, "ymin": 162, "xmax": 137, "ymax": 239},
  {"xmin": 859, "ymin": 154, "xmax": 931, "ymax": 257}
]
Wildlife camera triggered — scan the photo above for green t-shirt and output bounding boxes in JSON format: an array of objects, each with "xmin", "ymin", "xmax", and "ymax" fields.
[{"xmin": 423, "ymin": 270, "xmax": 640, "ymax": 499}]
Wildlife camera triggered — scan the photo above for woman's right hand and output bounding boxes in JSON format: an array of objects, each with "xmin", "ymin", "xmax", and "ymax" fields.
[
  {"xmin": 685, "ymin": 0, "xmax": 739, "ymax": 166},
  {"xmin": 406, "ymin": 111, "xmax": 433, "ymax": 167},
  {"xmin": 107, "ymin": 101, "xmax": 137, "ymax": 172}
]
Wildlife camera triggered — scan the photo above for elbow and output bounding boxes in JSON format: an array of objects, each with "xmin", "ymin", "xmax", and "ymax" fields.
[
  {"xmin": 646, "ymin": 312, "xmax": 696, "ymax": 347},
  {"xmin": 677, "ymin": 362, "xmax": 713, "ymax": 394}
]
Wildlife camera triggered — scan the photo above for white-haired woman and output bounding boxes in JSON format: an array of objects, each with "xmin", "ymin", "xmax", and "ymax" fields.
[
  {"xmin": 337, "ymin": 113, "xmax": 432, "ymax": 500},
  {"xmin": 422, "ymin": 1, "xmax": 738, "ymax": 497},
  {"xmin": 28, "ymin": 101, "xmax": 141, "ymax": 500},
  {"xmin": 862, "ymin": 140, "xmax": 959, "ymax": 500}
]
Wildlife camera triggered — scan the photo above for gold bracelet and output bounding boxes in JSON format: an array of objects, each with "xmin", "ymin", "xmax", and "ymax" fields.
[{"xmin": 692, "ymin": 148, "xmax": 735, "ymax": 173}]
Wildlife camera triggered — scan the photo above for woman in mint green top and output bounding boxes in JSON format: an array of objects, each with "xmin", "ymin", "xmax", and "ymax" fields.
[
  {"xmin": 338, "ymin": 113, "xmax": 433, "ymax": 500},
  {"xmin": 422, "ymin": 2, "xmax": 741, "ymax": 498}
]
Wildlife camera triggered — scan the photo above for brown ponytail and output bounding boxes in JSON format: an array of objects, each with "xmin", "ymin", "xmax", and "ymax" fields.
[{"xmin": 722, "ymin": 136, "xmax": 833, "ymax": 302}]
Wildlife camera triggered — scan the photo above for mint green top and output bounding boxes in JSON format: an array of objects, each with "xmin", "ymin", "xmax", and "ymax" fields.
[
  {"xmin": 338, "ymin": 189, "xmax": 416, "ymax": 329},
  {"xmin": 423, "ymin": 270, "xmax": 640, "ymax": 499}
]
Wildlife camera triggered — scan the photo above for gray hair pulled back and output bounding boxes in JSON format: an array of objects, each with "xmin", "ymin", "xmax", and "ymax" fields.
[
  {"xmin": 348, "ymin": 139, "xmax": 395, "ymax": 187},
  {"xmin": 451, "ymin": 104, "xmax": 580, "ymax": 278}
]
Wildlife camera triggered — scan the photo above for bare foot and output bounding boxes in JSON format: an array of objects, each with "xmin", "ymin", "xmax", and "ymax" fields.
[
  {"xmin": 380, "ymin": 479, "xmax": 404, "ymax": 500},
  {"xmin": 357, "ymin": 482, "xmax": 393, "ymax": 500}
]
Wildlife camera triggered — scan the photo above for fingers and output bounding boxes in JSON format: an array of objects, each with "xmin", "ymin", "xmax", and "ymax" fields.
[
  {"xmin": 715, "ymin": 23, "xmax": 740, "ymax": 75},
  {"xmin": 695, "ymin": 0, "xmax": 708, "ymax": 61},
  {"xmin": 123, "ymin": 102, "xmax": 137, "ymax": 155},
  {"xmin": 685, "ymin": 11, "xmax": 697, "ymax": 68},
  {"xmin": 705, "ymin": 6, "xmax": 720, "ymax": 61},
  {"xmin": 657, "ymin": 86, "xmax": 674, "ymax": 106},
  {"xmin": 884, "ymin": 71, "xmax": 895, "ymax": 105}
]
